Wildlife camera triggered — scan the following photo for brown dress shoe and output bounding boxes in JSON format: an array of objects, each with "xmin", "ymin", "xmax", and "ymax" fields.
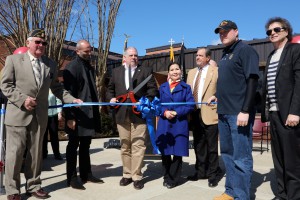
[
  {"xmin": 133, "ymin": 180, "xmax": 144, "ymax": 190},
  {"xmin": 26, "ymin": 189, "xmax": 50, "ymax": 199},
  {"xmin": 7, "ymin": 194, "xmax": 21, "ymax": 200},
  {"xmin": 119, "ymin": 177, "xmax": 133, "ymax": 186}
]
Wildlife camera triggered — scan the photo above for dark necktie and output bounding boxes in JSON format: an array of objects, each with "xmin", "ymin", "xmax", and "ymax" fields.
[{"xmin": 128, "ymin": 66, "xmax": 133, "ymax": 90}]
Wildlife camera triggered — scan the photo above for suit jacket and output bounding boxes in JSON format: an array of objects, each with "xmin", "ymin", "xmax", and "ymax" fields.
[
  {"xmin": 63, "ymin": 56, "xmax": 101, "ymax": 136},
  {"xmin": 0, "ymin": 53, "xmax": 75, "ymax": 129},
  {"xmin": 261, "ymin": 43, "xmax": 300, "ymax": 123},
  {"xmin": 106, "ymin": 65, "xmax": 158, "ymax": 124},
  {"xmin": 186, "ymin": 64, "xmax": 218, "ymax": 125}
]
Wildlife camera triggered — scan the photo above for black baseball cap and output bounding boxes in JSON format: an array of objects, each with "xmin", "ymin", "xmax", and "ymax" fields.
[{"xmin": 214, "ymin": 20, "xmax": 238, "ymax": 34}]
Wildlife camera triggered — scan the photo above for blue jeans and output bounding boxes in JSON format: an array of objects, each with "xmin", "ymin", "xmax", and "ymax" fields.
[{"xmin": 218, "ymin": 114, "xmax": 254, "ymax": 200}]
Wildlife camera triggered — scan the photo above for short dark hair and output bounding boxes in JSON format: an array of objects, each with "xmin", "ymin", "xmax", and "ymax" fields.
[
  {"xmin": 198, "ymin": 47, "xmax": 211, "ymax": 57},
  {"xmin": 167, "ymin": 62, "xmax": 180, "ymax": 72},
  {"xmin": 265, "ymin": 17, "xmax": 293, "ymax": 41}
]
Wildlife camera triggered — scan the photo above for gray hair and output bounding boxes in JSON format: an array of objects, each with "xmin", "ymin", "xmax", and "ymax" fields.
[{"xmin": 124, "ymin": 47, "xmax": 138, "ymax": 56}]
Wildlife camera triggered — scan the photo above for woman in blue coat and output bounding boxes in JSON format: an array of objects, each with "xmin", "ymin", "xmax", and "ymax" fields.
[{"xmin": 156, "ymin": 62, "xmax": 195, "ymax": 188}]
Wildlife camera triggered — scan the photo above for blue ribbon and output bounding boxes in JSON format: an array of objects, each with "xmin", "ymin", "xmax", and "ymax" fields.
[
  {"xmin": 0, "ymin": 109, "xmax": 5, "ymax": 115},
  {"xmin": 136, "ymin": 97, "xmax": 162, "ymax": 154},
  {"xmin": 48, "ymin": 101, "xmax": 216, "ymax": 109}
]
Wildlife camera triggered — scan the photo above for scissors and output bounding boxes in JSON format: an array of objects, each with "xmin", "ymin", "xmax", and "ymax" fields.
[{"xmin": 113, "ymin": 74, "xmax": 153, "ymax": 115}]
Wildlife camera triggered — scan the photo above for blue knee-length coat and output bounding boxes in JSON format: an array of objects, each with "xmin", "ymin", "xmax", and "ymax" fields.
[{"xmin": 156, "ymin": 81, "xmax": 194, "ymax": 156}]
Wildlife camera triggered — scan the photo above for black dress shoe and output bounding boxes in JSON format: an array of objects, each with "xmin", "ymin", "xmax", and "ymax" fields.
[
  {"xmin": 119, "ymin": 177, "xmax": 133, "ymax": 186},
  {"xmin": 165, "ymin": 182, "xmax": 176, "ymax": 189},
  {"xmin": 7, "ymin": 194, "xmax": 22, "ymax": 200},
  {"xmin": 187, "ymin": 174, "xmax": 207, "ymax": 181},
  {"xmin": 163, "ymin": 181, "xmax": 168, "ymax": 187},
  {"xmin": 272, "ymin": 197, "xmax": 284, "ymax": 200},
  {"xmin": 82, "ymin": 175, "xmax": 104, "ymax": 184},
  {"xmin": 208, "ymin": 179, "xmax": 218, "ymax": 188},
  {"xmin": 26, "ymin": 189, "xmax": 50, "ymax": 199},
  {"xmin": 54, "ymin": 154, "xmax": 63, "ymax": 160},
  {"xmin": 68, "ymin": 179, "xmax": 86, "ymax": 190},
  {"xmin": 133, "ymin": 180, "xmax": 144, "ymax": 190}
]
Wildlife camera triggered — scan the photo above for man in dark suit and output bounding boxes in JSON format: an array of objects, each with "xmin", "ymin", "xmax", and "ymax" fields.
[
  {"xmin": 1, "ymin": 29, "xmax": 82, "ymax": 200},
  {"xmin": 106, "ymin": 47, "xmax": 157, "ymax": 190},
  {"xmin": 262, "ymin": 17, "xmax": 300, "ymax": 200},
  {"xmin": 63, "ymin": 40, "xmax": 103, "ymax": 190}
]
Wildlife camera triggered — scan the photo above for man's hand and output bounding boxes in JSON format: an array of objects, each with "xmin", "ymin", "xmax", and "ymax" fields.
[
  {"xmin": 23, "ymin": 96, "xmax": 37, "ymax": 111},
  {"xmin": 237, "ymin": 112, "xmax": 249, "ymax": 127},
  {"xmin": 110, "ymin": 98, "xmax": 118, "ymax": 103},
  {"xmin": 72, "ymin": 99, "xmax": 83, "ymax": 108},
  {"xmin": 58, "ymin": 112, "xmax": 63, "ymax": 121},
  {"xmin": 207, "ymin": 95, "xmax": 217, "ymax": 106},
  {"xmin": 72, "ymin": 99, "xmax": 83, "ymax": 104},
  {"xmin": 67, "ymin": 120, "xmax": 76, "ymax": 130},
  {"xmin": 285, "ymin": 114, "xmax": 300, "ymax": 127}
]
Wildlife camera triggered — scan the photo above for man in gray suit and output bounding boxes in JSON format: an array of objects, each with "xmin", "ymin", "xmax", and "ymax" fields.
[{"xmin": 1, "ymin": 29, "xmax": 82, "ymax": 200}]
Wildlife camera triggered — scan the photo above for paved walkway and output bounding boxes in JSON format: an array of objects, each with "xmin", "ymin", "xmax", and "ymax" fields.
[{"xmin": 0, "ymin": 138, "xmax": 277, "ymax": 200}]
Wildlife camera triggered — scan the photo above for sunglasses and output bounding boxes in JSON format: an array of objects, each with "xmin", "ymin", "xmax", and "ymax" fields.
[
  {"xmin": 33, "ymin": 40, "xmax": 48, "ymax": 46},
  {"xmin": 266, "ymin": 27, "xmax": 286, "ymax": 36}
]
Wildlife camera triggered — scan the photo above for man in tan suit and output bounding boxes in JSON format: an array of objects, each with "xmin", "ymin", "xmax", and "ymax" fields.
[
  {"xmin": 186, "ymin": 47, "xmax": 222, "ymax": 187},
  {"xmin": 1, "ymin": 29, "xmax": 82, "ymax": 200}
]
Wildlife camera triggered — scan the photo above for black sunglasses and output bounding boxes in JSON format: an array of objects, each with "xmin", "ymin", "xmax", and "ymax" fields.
[
  {"xmin": 34, "ymin": 40, "xmax": 48, "ymax": 46},
  {"xmin": 266, "ymin": 27, "xmax": 286, "ymax": 36}
]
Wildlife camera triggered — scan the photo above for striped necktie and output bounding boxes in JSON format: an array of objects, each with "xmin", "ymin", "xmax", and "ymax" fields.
[
  {"xmin": 193, "ymin": 68, "xmax": 202, "ymax": 108},
  {"xmin": 33, "ymin": 58, "xmax": 41, "ymax": 87}
]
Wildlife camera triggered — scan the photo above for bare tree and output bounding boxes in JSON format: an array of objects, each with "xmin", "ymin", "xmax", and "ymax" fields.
[
  {"xmin": 0, "ymin": 0, "xmax": 122, "ymax": 107},
  {"xmin": 94, "ymin": 0, "xmax": 122, "ymax": 103},
  {"xmin": 0, "ymin": 0, "xmax": 82, "ymax": 67}
]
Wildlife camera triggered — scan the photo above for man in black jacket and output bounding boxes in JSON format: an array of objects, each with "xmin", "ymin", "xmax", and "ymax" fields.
[
  {"xmin": 262, "ymin": 17, "xmax": 300, "ymax": 200},
  {"xmin": 106, "ymin": 47, "xmax": 157, "ymax": 190},
  {"xmin": 63, "ymin": 40, "xmax": 103, "ymax": 190}
]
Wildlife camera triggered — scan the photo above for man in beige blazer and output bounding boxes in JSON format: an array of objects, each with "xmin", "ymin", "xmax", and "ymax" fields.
[
  {"xmin": 186, "ymin": 47, "xmax": 222, "ymax": 188},
  {"xmin": 1, "ymin": 29, "xmax": 81, "ymax": 200}
]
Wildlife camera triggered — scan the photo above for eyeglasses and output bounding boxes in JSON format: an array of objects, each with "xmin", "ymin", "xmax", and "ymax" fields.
[
  {"xmin": 33, "ymin": 40, "xmax": 48, "ymax": 46},
  {"xmin": 266, "ymin": 27, "xmax": 286, "ymax": 36}
]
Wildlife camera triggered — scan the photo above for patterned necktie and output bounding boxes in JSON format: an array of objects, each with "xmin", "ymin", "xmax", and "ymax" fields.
[
  {"xmin": 33, "ymin": 58, "xmax": 41, "ymax": 87},
  {"xmin": 193, "ymin": 68, "xmax": 202, "ymax": 108}
]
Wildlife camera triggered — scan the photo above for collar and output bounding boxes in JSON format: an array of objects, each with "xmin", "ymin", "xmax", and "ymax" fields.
[
  {"xmin": 198, "ymin": 64, "xmax": 209, "ymax": 71},
  {"xmin": 168, "ymin": 78, "xmax": 181, "ymax": 85},
  {"xmin": 223, "ymin": 39, "xmax": 241, "ymax": 54},
  {"xmin": 124, "ymin": 64, "xmax": 137, "ymax": 71},
  {"xmin": 27, "ymin": 51, "xmax": 41, "ymax": 61}
]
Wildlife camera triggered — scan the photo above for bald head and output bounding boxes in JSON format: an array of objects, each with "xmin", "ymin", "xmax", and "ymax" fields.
[{"xmin": 76, "ymin": 40, "xmax": 92, "ymax": 60}]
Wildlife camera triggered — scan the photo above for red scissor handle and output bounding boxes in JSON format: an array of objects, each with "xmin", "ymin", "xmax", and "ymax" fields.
[
  {"xmin": 128, "ymin": 91, "xmax": 140, "ymax": 115},
  {"xmin": 113, "ymin": 91, "xmax": 140, "ymax": 115},
  {"xmin": 114, "ymin": 93, "xmax": 128, "ymax": 109}
]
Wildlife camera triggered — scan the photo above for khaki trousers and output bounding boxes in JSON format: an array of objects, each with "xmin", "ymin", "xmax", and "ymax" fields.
[
  {"xmin": 5, "ymin": 115, "xmax": 45, "ymax": 195},
  {"xmin": 117, "ymin": 115, "xmax": 147, "ymax": 181}
]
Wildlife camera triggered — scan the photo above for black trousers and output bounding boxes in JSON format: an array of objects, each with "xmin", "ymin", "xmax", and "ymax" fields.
[
  {"xmin": 162, "ymin": 155, "xmax": 182, "ymax": 185},
  {"xmin": 43, "ymin": 115, "xmax": 60, "ymax": 157},
  {"xmin": 269, "ymin": 111, "xmax": 300, "ymax": 200},
  {"xmin": 191, "ymin": 109, "xmax": 220, "ymax": 180},
  {"xmin": 66, "ymin": 127, "xmax": 92, "ymax": 183}
]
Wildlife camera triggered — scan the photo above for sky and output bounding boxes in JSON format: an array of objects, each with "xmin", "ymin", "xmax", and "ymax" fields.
[{"xmin": 109, "ymin": 0, "xmax": 300, "ymax": 56}]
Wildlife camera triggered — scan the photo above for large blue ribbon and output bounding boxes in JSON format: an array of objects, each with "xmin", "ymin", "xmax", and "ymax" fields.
[
  {"xmin": 49, "ymin": 101, "xmax": 216, "ymax": 109},
  {"xmin": 136, "ymin": 97, "xmax": 162, "ymax": 154},
  {"xmin": 42, "ymin": 98, "xmax": 216, "ymax": 153}
]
